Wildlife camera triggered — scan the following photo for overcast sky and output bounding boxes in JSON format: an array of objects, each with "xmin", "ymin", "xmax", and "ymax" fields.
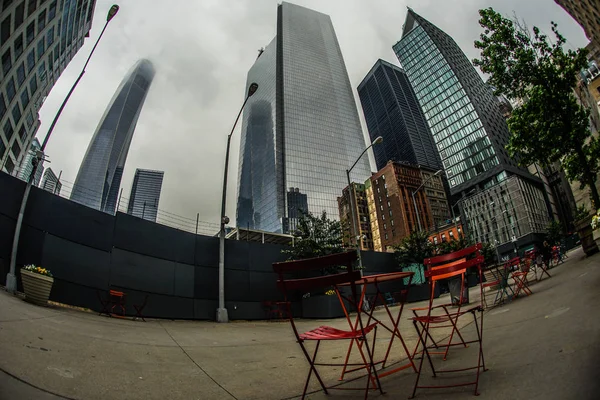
[{"xmin": 38, "ymin": 0, "xmax": 588, "ymax": 229}]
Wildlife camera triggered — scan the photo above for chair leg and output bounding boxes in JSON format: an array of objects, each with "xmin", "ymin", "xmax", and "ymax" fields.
[
  {"xmin": 410, "ymin": 320, "xmax": 436, "ymax": 399},
  {"xmin": 442, "ymin": 307, "xmax": 468, "ymax": 360},
  {"xmin": 301, "ymin": 340, "xmax": 327, "ymax": 399}
]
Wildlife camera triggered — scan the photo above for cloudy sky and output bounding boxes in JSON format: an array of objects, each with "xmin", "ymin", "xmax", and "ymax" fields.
[{"xmin": 38, "ymin": 0, "xmax": 587, "ymax": 229}]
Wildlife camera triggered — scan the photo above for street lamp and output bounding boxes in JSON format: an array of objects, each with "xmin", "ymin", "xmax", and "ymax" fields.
[
  {"xmin": 217, "ymin": 82, "xmax": 258, "ymax": 323},
  {"xmin": 5, "ymin": 5, "xmax": 120, "ymax": 294},
  {"xmin": 346, "ymin": 136, "xmax": 383, "ymax": 269},
  {"xmin": 411, "ymin": 169, "xmax": 443, "ymax": 233}
]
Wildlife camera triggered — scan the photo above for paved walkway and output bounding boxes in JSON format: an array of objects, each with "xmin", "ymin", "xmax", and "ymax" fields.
[{"xmin": 1, "ymin": 247, "xmax": 598, "ymax": 400}]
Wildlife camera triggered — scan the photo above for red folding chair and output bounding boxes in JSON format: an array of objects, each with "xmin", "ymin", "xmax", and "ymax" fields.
[
  {"xmin": 410, "ymin": 244, "xmax": 487, "ymax": 398},
  {"xmin": 511, "ymin": 257, "xmax": 533, "ymax": 299},
  {"xmin": 410, "ymin": 258, "xmax": 471, "ymax": 362},
  {"xmin": 273, "ymin": 251, "xmax": 382, "ymax": 399}
]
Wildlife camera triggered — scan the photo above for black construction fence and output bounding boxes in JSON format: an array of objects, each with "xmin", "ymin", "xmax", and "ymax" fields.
[{"xmin": 0, "ymin": 172, "xmax": 434, "ymax": 320}]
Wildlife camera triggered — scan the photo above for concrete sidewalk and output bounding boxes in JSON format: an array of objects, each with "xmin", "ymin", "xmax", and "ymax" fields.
[{"xmin": 1, "ymin": 247, "xmax": 598, "ymax": 400}]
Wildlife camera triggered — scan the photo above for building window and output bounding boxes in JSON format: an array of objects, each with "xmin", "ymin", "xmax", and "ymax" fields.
[
  {"xmin": 6, "ymin": 77, "xmax": 16, "ymax": 102},
  {"xmin": 25, "ymin": 109, "xmax": 34, "ymax": 128},
  {"xmin": 27, "ymin": 49, "xmax": 35, "ymax": 72},
  {"xmin": 38, "ymin": 60, "xmax": 46, "ymax": 82},
  {"xmin": 15, "ymin": 2, "xmax": 25, "ymax": 28},
  {"xmin": 3, "ymin": 120, "xmax": 14, "ymax": 142},
  {"xmin": 2, "ymin": 48, "xmax": 12, "ymax": 75},
  {"xmin": 27, "ymin": 0, "xmax": 37, "ymax": 17},
  {"xmin": 16, "ymin": 62, "xmax": 25, "ymax": 85},
  {"xmin": 18, "ymin": 124, "xmax": 27, "ymax": 140},
  {"xmin": 0, "ymin": 137, "xmax": 5, "ymax": 160},
  {"xmin": 391, "ymin": 219, "xmax": 394, "ymax": 226},
  {"xmin": 46, "ymin": 26, "xmax": 54, "ymax": 45},
  {"xmin": 1, "ymin": 15, "xmax": 10, "ymax": 44},
  {"xmin": 48, "ymin": 1, "xmax": 57, "ymax": 20},
  {"xmin": 5, "ymin": 157, "xmax": 15, "ymax": 174},
  {"xmin": 0, "ymin": 93, "xmax": 6, "ymax": 120},
  {"xmin": 14, "ymin": 33, "xmax": 24, "ymax": 59},
  {"xmin": 37, "ymin": 9, "xmax": 46, "ymax": 32},
  {"xmin": 11, "ymin": 140, "xmax": 21, "ymax": 161},
  {"xmin": 382, "ymin": 174, "xmax": 385, "ymax": 180},
  {"xmin": 26, "ymin": 20, "xmax": 35, "ymax": 45},
  {"xmin": 20, "ymin": 88, "xmax": 29, "ymax": 107},
  {"xmin": 29, "ymin": 74, "xmax": 37, "ymax": 94},
  {"xmin": 37, "ymin": 38, "xmax": 45, "ymax": 59},
  {"xmin": 12, "ymin": 103, "xmax": 21, "ymax": 123}
]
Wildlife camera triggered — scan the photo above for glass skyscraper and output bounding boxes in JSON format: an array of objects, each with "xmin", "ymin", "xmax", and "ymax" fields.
[
  {"xmin": 236, "ymin": 2, "xmax": 371, "ymax": 233},
  {"xmin": 1, "ymin": 0, "xmax": 96, "ymax": 176},
  {"xmin": 393, "ymin": 9, "xmax": 550, "ymax": 256},
  {"xmin": 358, "ymin": 59, "xmax": 442, "ymax": 172},
  {"xmin": 71, "ymin": 59, "xmax": 155, "ymax": 213},
  {"xmin": 393, "ymin": 9, "xmax": 529, "ymax": 195},
  {"xmin": 126, "ymin": 168, "xmax": 163, "ymax": 222}
]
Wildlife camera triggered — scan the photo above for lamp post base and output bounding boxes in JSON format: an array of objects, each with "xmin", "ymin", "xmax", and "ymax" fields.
[
  {"xmin": 216, "ymin": 307, "xmax": 229, "ymax": 323},
  {"xmin": 5, "ymin": 273, "xmax": 17, "ymax": 294}
]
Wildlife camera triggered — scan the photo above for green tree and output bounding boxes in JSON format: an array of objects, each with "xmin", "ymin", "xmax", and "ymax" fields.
[
  {"xmin": 473, "ymin": 8, "xmax": 600, "ymax": 210},
  {"xmin": 283, "ymin": 210, "xmax": 344, "ymax": 261},
  {"xmin": 546, "ymin": 220, "xmax": 563, "ymax": 245},
  {"xmin": 393, "ymin": 231, "xmax": 434, "ymax": 268}
]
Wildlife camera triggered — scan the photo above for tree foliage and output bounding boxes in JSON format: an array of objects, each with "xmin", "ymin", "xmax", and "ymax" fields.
[
  {"xmin": 545, "ymin": 220, "xmax": 563, "ymax": 246},
  {"xmin": 393, "ymin": 231, "xmax": 434, "ymax": 268},
  {"xmin": 283, "ymin": 210, "xmax": 344, "ymax": 261},
  {"xmin": 473, "ymin": 8, "xmax": 600, "ymax": 209}
]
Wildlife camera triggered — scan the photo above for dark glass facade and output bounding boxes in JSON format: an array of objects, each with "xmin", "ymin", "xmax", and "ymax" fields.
[
  {"xmin": 358, "ymin": 59, "xmax": 441, "ymax": 172},
  {"xmin": 71, "ymin": 59, "xmax": 155, "ymax": 213},
  {"xmin": 393, "ymin": 10, "xmax": 527, "ymax": 196},
  {"xmin": 236, "ymin": 2, "xmax": 371, "ymax": 233},
  {"xmin": 127, "ymin": 169, "xmax": 164, "ymax": 222}
]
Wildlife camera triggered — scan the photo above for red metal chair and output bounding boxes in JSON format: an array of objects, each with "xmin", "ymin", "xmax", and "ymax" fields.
[
  {"xmin": 511, "ymin": 257, "xmax": 533, "ymax": 299},
  {"xmin": 410, "ymin": 244, "xmax": 487, "ymax": 398},
  {"xmin": 109, "ymin": 289, "xmax": 126, "ymax": 317},
  {"xmin": 273, "ymin": 251, "xmax": 382, "ymax": 399}
]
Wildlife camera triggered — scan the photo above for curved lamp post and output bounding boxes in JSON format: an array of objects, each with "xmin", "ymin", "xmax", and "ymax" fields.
[
  {"xmin": 217, "ymin": 82, "xmax": 258, "ymax": 323},
  {"xmin": 346, "ymin": 136, "xmax": 383, "ymax": 269},
  {"xmin": 411, "ymin": 169, "xmax": 443, "ymax": 233},
  {"xmin": 5, "ymin": 5, "xmax": 120, "ymax": 294}
]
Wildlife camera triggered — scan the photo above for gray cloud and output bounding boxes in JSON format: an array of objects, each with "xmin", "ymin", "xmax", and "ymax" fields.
[{"xmin": 38, "ymin": 0, "xmax": 588, "ymax": 229}]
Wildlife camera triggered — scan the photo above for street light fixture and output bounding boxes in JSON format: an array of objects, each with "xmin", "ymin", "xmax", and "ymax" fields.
[
  {"xmin": 5, "ymin": 5, "xmax": 120, "ymax": 294},
  {"xmin": 217, "ymin": 82, "xmax": 259, "ymax": 323},
  {"xmin": 411, "ymin": 169, "xmax": 443, "ymax": 233},
  {"xmin": 346, "ymin": 136, "xmax": 383, "ymax": 269}
]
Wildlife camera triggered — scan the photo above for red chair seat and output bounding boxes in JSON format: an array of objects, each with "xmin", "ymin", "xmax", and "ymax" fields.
[
  {"xmin": 300, "ymin": 323, "xmax": 378, "ymax": 341},
  {"xmin": 411, "ymin": 305, "xmax": 482, "ymax": 324},
  {"xmin": 482, "ymin": 280, "xmax": 500, "ymax": 288}
]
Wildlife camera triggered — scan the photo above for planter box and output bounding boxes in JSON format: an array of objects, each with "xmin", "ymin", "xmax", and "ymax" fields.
[
  {"xmin": 21, "ymin": 269, "xmax": 54, "ymax": 306},
  {"xmin": 574, "ymin": 216, "xmax": 599, "ymax": 257}
]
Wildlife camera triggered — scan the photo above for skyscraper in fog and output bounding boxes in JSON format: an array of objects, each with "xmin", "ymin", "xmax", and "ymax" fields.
[
  {"xmin": 236, "ymin": 2, "xmax": 371, "ymax": 233},
  {"xmin": 70, "ymin": 59, "xmax": 155, "ymax": 213},
  {"xmin": 126, "ymin": 168, "xmax": 163, "ymax": 222}
]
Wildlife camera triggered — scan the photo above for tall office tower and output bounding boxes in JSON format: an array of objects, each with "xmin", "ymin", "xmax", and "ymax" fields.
[
  {"xmin": 555, "ymin": 0, "xmax": 600, "ymax": 43},
  {"xmin": 393, "ymin": 9, "xmax": 550, "ymax": 257},
  {"xmin": 358, "ymin": 59, "xmax": 442, "ymax": 172},
  {"xmin": 70, "ymin": 59, "xmax": 155, "ymax": 213},
  {"xmin": 16, "ymin": 137, "xmax": 43, "ymax": 185},
  {"xmin": 236, "ymin": 2, "xmax": 371, "ymax": 233},
  {"xmin": 0, "ymin": 0, "xmax": 96, "ymax": 175},
  {"xmin": 126, "ymin": 169, "xmax": 163, "ymax": 222},
  {"xmin": 40, "ymin": 167, "xmax": 61, "ymax": 194}
]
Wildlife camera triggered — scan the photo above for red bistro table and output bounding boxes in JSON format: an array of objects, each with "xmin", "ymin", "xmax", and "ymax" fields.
[{"xmin": 335, "ymin": 271, "xmax": 416, "ymax": 381}]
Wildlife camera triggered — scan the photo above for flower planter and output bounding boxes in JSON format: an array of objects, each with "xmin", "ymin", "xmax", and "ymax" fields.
[
  {"xmin": 21, "ymin": 269, "xmax": 54, "ymax": 306},
  {"xmin": 574, "ymin": 216, "xmax": 599, "ymax": 257}
]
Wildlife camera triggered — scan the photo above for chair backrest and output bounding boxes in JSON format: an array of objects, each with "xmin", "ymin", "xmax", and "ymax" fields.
[
  {"xmin": 273, "ymin": 251, "xmax": 365, "ymax": 339},
  {"xmin": 422, "ymin": 243, "xmax": 485, "ymax": 311},
  {"xmin": 273, "ymin": 250, "xmax": 361, "ymax": 293}
]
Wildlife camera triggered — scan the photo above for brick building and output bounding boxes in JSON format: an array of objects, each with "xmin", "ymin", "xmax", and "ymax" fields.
[{"xmin": 337, "ymin": 183, "xmax": 374, "ymax": 251}]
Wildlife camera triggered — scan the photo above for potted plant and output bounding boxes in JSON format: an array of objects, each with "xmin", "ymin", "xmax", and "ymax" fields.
[
  {"xmin": 20, "ymin": 264, "xmax": 54, "ymax": 306},
  {"xmin": 573, "ymin": 205, "xmax": 599, "ymax": 257}
]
